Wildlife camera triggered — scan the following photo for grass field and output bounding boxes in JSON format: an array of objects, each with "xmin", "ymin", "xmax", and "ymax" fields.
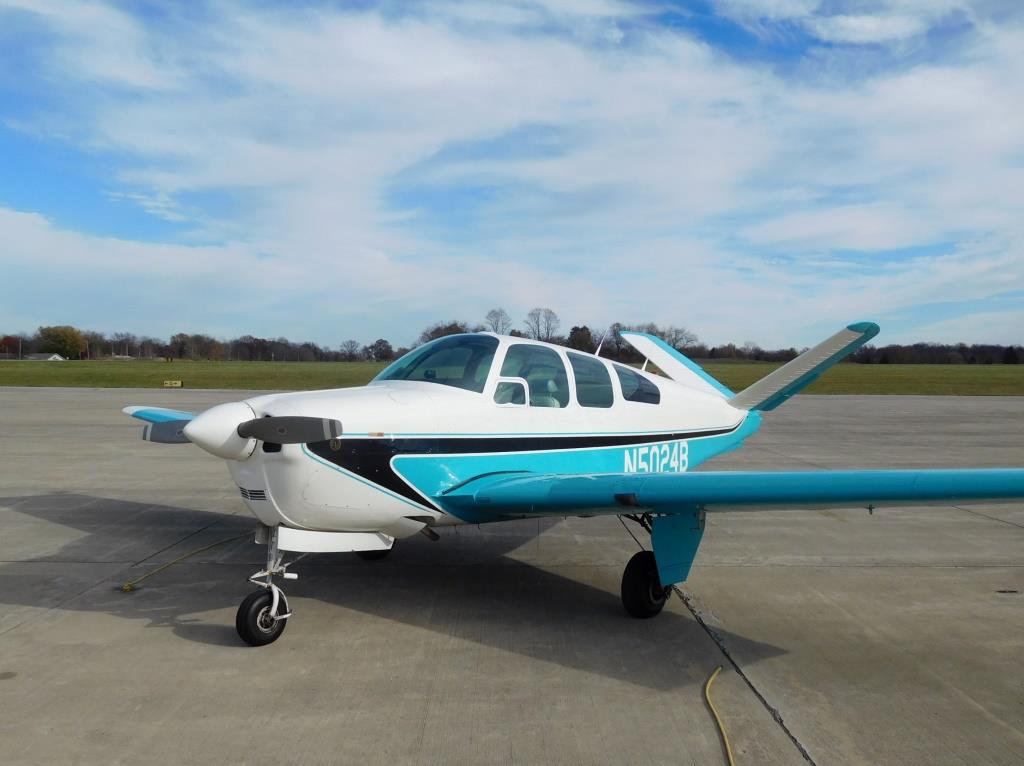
[{"xmin": 1, "ymin": 359, "xmax": 1022, "ymax": 395}]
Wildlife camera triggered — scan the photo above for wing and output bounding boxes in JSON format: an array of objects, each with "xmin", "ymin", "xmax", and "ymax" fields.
[
  {"xmin": 439, "ymin": 468, "xmax": 1024, "ymax": 516},
  {"xmin": 123, "ymin": 406, "xmax": 196, "ymax": 424},
  {"xmin": 440, "ymin": 468, "xmax": 1024, "ymax": 586}
]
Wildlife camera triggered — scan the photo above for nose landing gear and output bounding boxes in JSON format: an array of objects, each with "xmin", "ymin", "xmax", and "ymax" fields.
[{"xmin": 236, "ymin": 527, "xmax": 297, "ymax": 646}]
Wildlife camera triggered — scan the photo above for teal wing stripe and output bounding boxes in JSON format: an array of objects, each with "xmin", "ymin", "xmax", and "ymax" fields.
[
  {"xmin": 123, "ymin": 406, "xmax": 196, "ymax": 424},
  {"xmin": 441, "ymin": 468, "xmax": 1024, "ymax": 514}
]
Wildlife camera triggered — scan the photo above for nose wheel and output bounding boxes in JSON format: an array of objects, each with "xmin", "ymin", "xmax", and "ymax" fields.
[
  {"xmin": 237, "ymin": 526, "xmax": 297, "ymax": 646},
  {"xmin": 236, "ymin": 589, "xmax": 288, "ymax": 645}
]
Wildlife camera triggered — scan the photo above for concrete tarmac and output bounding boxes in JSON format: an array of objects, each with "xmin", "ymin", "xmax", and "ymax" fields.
[{"xmin": 0, "ymin": 388, "xmax": 1022, "ymax": 765}]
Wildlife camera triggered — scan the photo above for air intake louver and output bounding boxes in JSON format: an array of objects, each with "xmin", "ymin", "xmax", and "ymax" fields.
[{"xmin": 238, "ymin": 487, "xmax": 267, "ymax": 501}]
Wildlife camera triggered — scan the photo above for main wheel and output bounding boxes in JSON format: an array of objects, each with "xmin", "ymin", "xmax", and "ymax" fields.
[
  {"xmin": 621, "ymin": 550, "xmax": 668, "ymax": 618},
  {"xmin": 236, "ymin": 590, "xmax": 287, "ymax": 646},
  {"xmin": 356, "ymin": 543, "xmax": 394, "ymax": 561}
]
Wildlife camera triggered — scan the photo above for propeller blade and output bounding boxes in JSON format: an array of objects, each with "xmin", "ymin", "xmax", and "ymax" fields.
[
  {"xmin": 141, "ymin": 419, "xmax": 191, "ymax": 444},
  {"xmin": 236, "ymin": 416, "xmax": 342, "ymax": 443}
]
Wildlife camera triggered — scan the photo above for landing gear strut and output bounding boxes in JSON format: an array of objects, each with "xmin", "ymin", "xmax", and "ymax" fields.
[
  {"xmin": 620, "ymin": 513, "xmax": 668, "ymax": 619},
  {"xmin": 236, "ymin": 527, "xmax": 297, "ymax": 646}
]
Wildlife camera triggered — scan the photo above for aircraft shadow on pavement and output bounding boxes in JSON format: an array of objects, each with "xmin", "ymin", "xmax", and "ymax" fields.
[{"xmin": 0, "ymin": 493, "xmax": 785, "ymax": 690}]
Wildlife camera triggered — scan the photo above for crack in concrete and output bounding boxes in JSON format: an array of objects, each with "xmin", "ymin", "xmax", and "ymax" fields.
[
  {"xmin": 674, "ymin": 586, "xmax": 819, "ymax": 766},
  {"xmin": 952, "ymin": 505, "xmax": 1024, "ymax": 530}
]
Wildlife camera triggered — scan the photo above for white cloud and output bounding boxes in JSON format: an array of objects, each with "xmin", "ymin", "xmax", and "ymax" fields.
[
  {"xmin": 0, "ymin": 0, "xmax": 1022, "ymax": 346},
  {"xmin": 805, "ymin": 14, "xmax": 927, "ymax": 43},
  {"xmin": 713, "ymin": 0, "xmax": 974, "ymax": 45},
  {"xmin": 0, "ymin": 0, "xmax": 181, "ymax": 90},
  {"xmin": 742, "ymin": 203, "xmax": 932, "ymax": 251},
  {"xmin": 712, "ymin": 0, "xmax": 821, "ymax": 22}
]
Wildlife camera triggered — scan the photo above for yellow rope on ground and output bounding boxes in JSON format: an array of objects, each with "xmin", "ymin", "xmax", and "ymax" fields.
[
  {"xmin": 120, "ymin": 533, "xmax": 249, "ymax": 592},
  {"xmin": 704, "ymin": 665, "xmax": 736, "ymax": 766}
]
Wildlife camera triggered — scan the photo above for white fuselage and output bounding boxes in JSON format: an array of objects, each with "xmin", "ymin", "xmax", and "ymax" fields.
[{"xmin": 224, "ymin": 334, "xmax": 748, "ymax": 537}]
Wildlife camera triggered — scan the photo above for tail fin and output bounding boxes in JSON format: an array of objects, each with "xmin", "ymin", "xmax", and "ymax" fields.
[
  {"xmin": 619, "ymin": 331, "xmax": 733, "ymax": 398},
  {"xmin": 729, "ymin": 322, "xmax": 879, "ymax": 412}
]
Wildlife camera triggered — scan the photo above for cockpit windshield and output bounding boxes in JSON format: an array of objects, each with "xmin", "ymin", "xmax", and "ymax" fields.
[{"xmin": 373, "ymin": 334, "xmax": 499, "ymax": 393}]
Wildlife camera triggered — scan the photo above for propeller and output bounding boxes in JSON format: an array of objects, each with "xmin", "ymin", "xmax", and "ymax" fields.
[
  {"xmin": 236, "ymin": 416, "xmax": 342, "ymax": 444},
  {"xmin": 141, "ymin": 419, "xmax": 191, "ymax": 444}
]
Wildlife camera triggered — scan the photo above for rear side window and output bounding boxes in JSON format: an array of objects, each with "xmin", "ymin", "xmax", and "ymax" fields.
[
  {"xmin": 568, "ymin": 353, "xmax": 613, "ymax": 408},
  {"xmin": 614, "ymin": 365, "xmax": 661, "ymax": 404},
  {"xmin": 500, "ymin": 344, "xmax": 569, "ymax": 408}
]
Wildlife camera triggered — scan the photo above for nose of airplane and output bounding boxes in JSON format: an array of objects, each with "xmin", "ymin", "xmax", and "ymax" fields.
[{"xmin": 182, "ymin": 401, "xmax": 259, "ymax": 460}]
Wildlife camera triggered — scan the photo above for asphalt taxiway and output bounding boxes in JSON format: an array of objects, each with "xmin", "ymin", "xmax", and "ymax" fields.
[{"xmin": 0, "ymin": 388, "xmax": 1022, "ymax": 765}]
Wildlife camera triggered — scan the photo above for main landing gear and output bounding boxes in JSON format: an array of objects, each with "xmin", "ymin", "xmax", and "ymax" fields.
[
  {"xmin": 620, "ymin": 513, "xmax": 669, "ymax": 619},
  {"xmin": 236, "ymin": 527, "xmax": 297, "ymax": 646}
]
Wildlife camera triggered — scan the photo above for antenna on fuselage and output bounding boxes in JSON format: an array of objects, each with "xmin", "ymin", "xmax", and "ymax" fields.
[{"xmin": 595, "ymin": 327, "xmax": 610, "ymax": 357}]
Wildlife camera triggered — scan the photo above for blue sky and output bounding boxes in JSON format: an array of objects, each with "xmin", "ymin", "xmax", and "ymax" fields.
[{"xmin": 1, "ymin": 0, "xmax": 1022, "ymax": 348}]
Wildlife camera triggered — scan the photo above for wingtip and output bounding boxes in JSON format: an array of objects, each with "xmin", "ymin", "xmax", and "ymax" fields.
[{"xmin": 846, "ymin": 321, "xmax": 880, "ymax": 338}]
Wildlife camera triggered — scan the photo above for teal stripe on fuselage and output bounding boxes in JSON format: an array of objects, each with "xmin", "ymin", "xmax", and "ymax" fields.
[{"xmin": 391, "ymin": 414, "xmax": 762, "ymax": 522}]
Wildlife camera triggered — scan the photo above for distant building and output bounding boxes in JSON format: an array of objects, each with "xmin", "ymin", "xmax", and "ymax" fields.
[{"xmin": 24, "ymin": 353, "xmax": 67, "ymax": 361}]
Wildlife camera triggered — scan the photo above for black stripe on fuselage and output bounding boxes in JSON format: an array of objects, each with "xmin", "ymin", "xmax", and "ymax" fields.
[{"xmin": 305, "ymin": 426, "xmax": 740, "ymax": 509}]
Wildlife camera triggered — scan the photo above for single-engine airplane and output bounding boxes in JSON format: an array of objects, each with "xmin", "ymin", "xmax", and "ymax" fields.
[{"xmin": 124, "ymin": 322, "xmax": 1024, "ymax": 645}]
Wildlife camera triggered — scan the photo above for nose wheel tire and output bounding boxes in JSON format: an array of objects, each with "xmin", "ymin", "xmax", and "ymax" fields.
[
  {"xmin": 236, "ymin": 590, "xmax": 288, "ymax": 646},
  {"xmin": 621, "ymin": 550, "xmax": 668, "ymax": 618}
]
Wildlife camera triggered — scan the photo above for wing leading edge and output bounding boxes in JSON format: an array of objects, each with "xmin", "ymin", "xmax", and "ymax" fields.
[{"xmin": 440, "ymin": 468, "xmax": 1024, "ymax": 516}]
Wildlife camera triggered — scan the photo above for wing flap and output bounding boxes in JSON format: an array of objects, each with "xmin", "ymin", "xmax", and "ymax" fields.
[{"xmin": 440, "ymin": 468, "xmax": 1024, "ymax": 516}]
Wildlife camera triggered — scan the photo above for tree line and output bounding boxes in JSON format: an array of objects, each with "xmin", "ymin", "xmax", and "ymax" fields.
[{"xmin": 2, "ymin": 308, "xmax": 1020, "ymax": 364}]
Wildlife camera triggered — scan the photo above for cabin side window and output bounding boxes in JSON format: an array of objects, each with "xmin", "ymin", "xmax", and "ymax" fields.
[
  {"xmin": 568, "ymin": 353, "xmax": 613, "ymax": 408},
  {"xmin": 499, "ymin": 345, "xmax": 569, "ymax": 408},
  {"xmin": 613, "ymin": 364, "xmax": 661, "ymax": 404}
]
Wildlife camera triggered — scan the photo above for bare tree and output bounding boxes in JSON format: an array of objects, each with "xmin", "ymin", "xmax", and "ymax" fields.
[
  {"xmin": 524, "ymin": 307, "xmax": 559, "ymax": 341},
  {"xmin": 664, "ymin": 325, "xmax": 699, "ymax": 349},
  {"xmin": 111, "ymin": 331, "xmax": 137, "ymax": 357},
  {"xmin": 339, "ymin": 340, "xmax": 360, "ymax": 361},
  {"xmin": 524, "ymin": 308, "xmax": 543, "ymax": 339},
  {"xmin": 623, "ymin": 323, "xmax": 698, "ymax": 350},
  {"xmin": 484, "ymin": 308, "xmax": 512, "ymax": 335},
  {"xmin": 540, "ymin": 308, "xmax": 559, "ymax": 341}
]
